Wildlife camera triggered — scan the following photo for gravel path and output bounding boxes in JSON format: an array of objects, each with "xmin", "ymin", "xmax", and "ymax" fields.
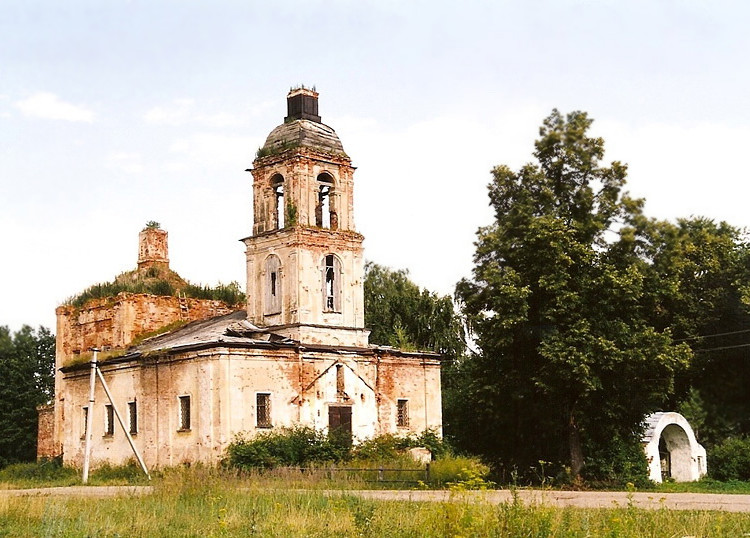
[{"xmin": 2, "ymin": 486, "xmax": 750, "ymax": 512}]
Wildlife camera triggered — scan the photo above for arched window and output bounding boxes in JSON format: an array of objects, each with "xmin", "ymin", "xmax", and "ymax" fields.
[
  {"xmin": 322, "ymin": 254, "xmax": 342, "ymax": 312},
  {"xmin": 264, "ymin": 254, "xmax": 282, "ymax": 315},
  {"xmin": 271, "ymin": 174, "xmax": 284, "ymax": 229},
  {"xmin": 316, "ymin": 173, "xmax": 335, "ymax": 229}
]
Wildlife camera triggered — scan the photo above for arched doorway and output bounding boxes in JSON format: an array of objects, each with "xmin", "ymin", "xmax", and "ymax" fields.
[
  {"xmin": 659, "ymin": 424, "xmax": 692, "ymax": 481},
  {"xmin": 642, "ymin": 412, "xmax": 707, "ymax": 483}
]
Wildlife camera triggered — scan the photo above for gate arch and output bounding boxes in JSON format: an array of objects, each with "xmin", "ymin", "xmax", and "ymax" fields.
[{"xmin": 642, "ymin": 412, "xmax": 707, "ymax": 483}]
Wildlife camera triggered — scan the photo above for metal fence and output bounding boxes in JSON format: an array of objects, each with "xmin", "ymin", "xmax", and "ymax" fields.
[{"xmin": 289, "ymin": 464, "xmax": 431, "ymax": 484}]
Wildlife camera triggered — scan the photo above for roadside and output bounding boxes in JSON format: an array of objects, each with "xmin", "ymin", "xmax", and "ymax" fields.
[{"xmin": 3, "ymin": 486, "xmax": 750, "ymax": 512}]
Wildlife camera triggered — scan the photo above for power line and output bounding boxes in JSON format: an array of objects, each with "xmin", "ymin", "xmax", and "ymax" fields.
[
  {"xmin": 673, "ymin": 328, "xmax": 750, "ymax": 343},
  {"xmin": 693, "ymin": 342, "xmax": 750, "ymax": 353}
]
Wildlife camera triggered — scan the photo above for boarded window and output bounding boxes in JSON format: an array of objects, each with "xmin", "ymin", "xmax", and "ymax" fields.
[
  {"xmin": 104, "ymin": 404, "xmax": 114, "ymax": 436},
  {"xmin": 264, "ymin": 255, "xmax": 282, "ymax": 315},
  {"xmin": 336, "ymin": 364, "xmax": 345, "ymax": 394},
  {"xmin": 397, "ymin": 399, "xmax": 409, "ymax": 428},
  {"xmin": 256, "ymin": 393, "xmax": 272, "ymax": 428},
  {"xmin": 178, "ymin": 395, "xmax": 191, "ymax": 431},
  {"xmin": 128, "ymin": 401, "xmax": 138, "ymax": 435},
  {"xmin": 323, "ymin": 254, "xmax": 342, "ymax": 312}
]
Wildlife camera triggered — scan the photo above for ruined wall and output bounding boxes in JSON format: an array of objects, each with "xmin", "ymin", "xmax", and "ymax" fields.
[
  {"xmin": 49, "ymin": 294, "xmax": 241, "ymax": 459},
  {"xmin": 56, "ymin": 294, "xmax": 239, "ymax": 359},
  {"xmin": 36, "ymin": 404, "xmax": 56, "ymax": 459},
  {"xmin": 375, "ymin": 352, "xmax": 443, "ymax": 436},
  {"xmin": 58, "ymin": 346, "xmax": 442, "ymax": 469},
  {"xmin": 138, "ymin": 227, "xmax": 169, "ymax": 271}
]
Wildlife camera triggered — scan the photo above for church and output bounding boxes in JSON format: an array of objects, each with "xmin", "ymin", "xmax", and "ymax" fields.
[{"xmin": 40, "ymin": 88, "xmax": 443, "ymax": 468}]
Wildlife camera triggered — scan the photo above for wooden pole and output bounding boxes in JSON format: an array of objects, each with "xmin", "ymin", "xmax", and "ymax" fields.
[{"xmin": 95, "ymin": 367, "xmax": 151, "ymax": 480}]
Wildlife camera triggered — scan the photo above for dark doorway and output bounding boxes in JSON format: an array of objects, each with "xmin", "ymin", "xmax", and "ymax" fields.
[{"xmin": 328, "ymin": 406, "xmax": 352, "ymax": 446}]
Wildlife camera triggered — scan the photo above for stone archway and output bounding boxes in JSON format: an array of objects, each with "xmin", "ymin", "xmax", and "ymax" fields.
[{"xmin": 642, "ymin": 412, "xmax": 707, "ymax": 483}]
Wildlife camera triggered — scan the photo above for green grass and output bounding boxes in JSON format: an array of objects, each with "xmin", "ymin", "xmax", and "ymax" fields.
[
  {"xmin": 0, "ymin": 468, "xmax": 748, "ymax": 537},
  {"xmin": 652, "ymin": 477, "xmax": 750, "ymax": 494}
]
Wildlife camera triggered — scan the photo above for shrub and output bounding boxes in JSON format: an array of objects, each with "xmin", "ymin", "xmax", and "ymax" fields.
[
  {"xmin": 351, "ymin": 434, "xmax": 409, "ymax": 461},
  {"xmin": 428, "ymin": 455, "xmax": 491, "ymax": 487},
  {"xmin": 709, "ymin": 436, "xmax": 750, "ymax": 481},
  {"xmin": 581, "ymin": 435, "xmax": 651, "ymax": 488},
  {"xmin": 226, "ymin": 427, "xmax": 350, "ymax": 469}
]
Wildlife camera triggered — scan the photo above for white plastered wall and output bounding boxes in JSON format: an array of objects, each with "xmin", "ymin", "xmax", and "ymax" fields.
[{"xmin": 643, "ymin": 412, "xmax": 707, "ymax": 483}]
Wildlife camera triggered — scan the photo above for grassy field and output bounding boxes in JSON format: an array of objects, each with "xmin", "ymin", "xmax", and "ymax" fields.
[{"xmin": 0, "ymin": 468, "xmax": 749, "ymax": 537}]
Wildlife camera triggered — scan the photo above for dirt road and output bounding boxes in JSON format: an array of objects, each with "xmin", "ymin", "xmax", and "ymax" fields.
[{"xmin": 2, "ymin": 486, "xmax": 750, "ymax": 512}]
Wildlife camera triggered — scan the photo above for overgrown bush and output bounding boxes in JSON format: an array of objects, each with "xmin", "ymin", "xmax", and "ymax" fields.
[
  {"xmin": 429, "ymin": 456, "xmax": 491, "ymax": 487},
  {"xmin": 709, "ymin": 436, "xmax": 750, "ymax": 481},
  {"xmin": 226, "ymin": 428, "xmax": 453, "ymax": 473},
  {"xmin": 581, "ymin": 435, "xmax": 651, "ymax": 488},
  {"xmin": 181, "ymin": 282, "xmax": 245, "ymax": 305},
  {"xmin": 226, "ymin": 427, "xmax": 350, "ymax": 469}
]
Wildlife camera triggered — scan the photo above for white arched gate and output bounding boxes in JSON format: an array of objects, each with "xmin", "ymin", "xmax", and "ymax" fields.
[{"xmin": 642, "ymin": 412, "xmax": 707, "ymax": 483}]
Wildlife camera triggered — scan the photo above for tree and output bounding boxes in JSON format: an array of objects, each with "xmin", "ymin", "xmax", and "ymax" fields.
[
  {"xmin": 640, "ymin": 218, "xmax": 750, "ymax": 444},
  {"xmin": 454, "ymin": 110, "xmax": 690, "ymax": 478},
  {"xmin": 0, "ymin": 325, "xmax": 55, "ymax": 466},
  {"xmin": 364, "ymin": 262, "xmax": 466, "ymax": 359}
]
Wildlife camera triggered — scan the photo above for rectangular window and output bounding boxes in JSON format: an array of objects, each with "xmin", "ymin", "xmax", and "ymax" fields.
[
  {"xmin": 178, "ymin": 395, "xmax": 191, "ymax": 431},
  {"xmin": 104, "ymin": 404, "xmax": 114, "ymax": 436},
  {"xmin": 256, "ymin": 393, "xmax": 272, "ymax": 428},
  {"xmin": 81, "ymin": 406, "xmax": 88, "ymax": 438},
  {"xmin": 397, "ymin": 399, "xmax": 409, "ymax": 428},
  {"xmin": 128, "ymin": 401, "xmax": 138, "ymax": 435}
]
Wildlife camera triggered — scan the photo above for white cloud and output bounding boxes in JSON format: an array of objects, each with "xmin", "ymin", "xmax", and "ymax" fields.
[{"xmin": 15, "ymin": 92, "xmax": 94, "ymax": 122}]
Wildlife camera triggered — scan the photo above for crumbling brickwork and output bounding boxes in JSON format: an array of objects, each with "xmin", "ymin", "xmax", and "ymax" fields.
[
  {"xmin": 55, "ymin": 294, "xmax": 238, "ymax": 359},
  {"xmin": 36, "ymin": 404, "xmax": 56, "ymax": 459}
]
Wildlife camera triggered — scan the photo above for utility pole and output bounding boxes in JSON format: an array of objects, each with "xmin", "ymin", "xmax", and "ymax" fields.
[{"xmin": 81, "ymin": 348, "xmax": 98, "ymax": 484}]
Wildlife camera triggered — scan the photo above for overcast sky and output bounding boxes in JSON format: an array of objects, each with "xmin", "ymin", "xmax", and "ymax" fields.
[{"xmin": 2, "ymin": 0, "xmax": 749, "ymax": 333}]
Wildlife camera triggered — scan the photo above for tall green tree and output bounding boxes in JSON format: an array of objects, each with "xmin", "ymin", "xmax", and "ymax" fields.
[
  {"xmin": 455, "ymin": 110, "xmax": 690, "ymax": 478},
  {"xmin": 639, "ymin": 218, "xmax": 750, "ymax": 444},
  {"xmin": 364, "ymin": 262, "xmax": 466, "ymax": 359},
  {"xmin": 0, "ymin": 325, "xmax": 55, "ymax": 466}
]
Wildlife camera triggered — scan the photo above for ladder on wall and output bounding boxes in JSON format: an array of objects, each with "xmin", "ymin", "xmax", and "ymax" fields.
[{"xmin": 178, "ymin": 292, "xmax": 190, "ymax": 320}]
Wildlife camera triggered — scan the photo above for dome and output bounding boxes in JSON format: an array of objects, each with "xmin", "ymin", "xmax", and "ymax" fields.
[{"xmin": 259, "ymin": 119, "xmax": 346, "ymax": 158}]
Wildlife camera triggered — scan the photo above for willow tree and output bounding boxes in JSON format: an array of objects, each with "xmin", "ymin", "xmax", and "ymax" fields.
[{"xmin": 455, "ymin": 110, "xmax": 690, "ymax": 478}]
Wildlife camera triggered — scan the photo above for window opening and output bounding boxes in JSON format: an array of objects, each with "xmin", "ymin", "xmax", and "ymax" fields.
[
  {"xmin": 128, "ymin": 401, "xmax": 138, "ymax": 435},
  {"xmin": 397, "ymin": 399, "xmax": 409, "ymax": 428},
  {"xmin": 104, "ymin": 404, "xmax": 114, "ymax": 436},
  {"xmin": 325, "ymin": 255, "xmax": 335, "ymax": 310},
  {"xmin": 316, "ymin": 173, "xmax": 334, "ymax": 228},
  {"xmin": 336, "ymin": 364, "xmax": 345, "ymax": 395},
  {"xmin": 318, "ymin": 185, "xmax": 331, "ymax": 228},
  {"xmin": 178, "ymin": 395, "xmax": 191, "ymax": 431},
  {"xmin": 264, "ymin": 255, "xmax": 282, "ymax": 315},
  {"xmin": 271, "ymin": 174, "xmax": 284, "ymax": 229},
  {"xmin": 81, "ymin": 406, "xmax": 88, "ymax": 438},
  {"xmin": 256, "ymin": 393, "xmax": 272, "ymax": 428},
  {"xmin": 274, "ymin": 184, "xmax": 284, "ymax": 228}
]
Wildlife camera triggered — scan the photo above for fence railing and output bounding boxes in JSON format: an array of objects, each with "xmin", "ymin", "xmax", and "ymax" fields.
[{"xmin": 286, "ymin": 464, "xmax": 431, "ymax": 484}]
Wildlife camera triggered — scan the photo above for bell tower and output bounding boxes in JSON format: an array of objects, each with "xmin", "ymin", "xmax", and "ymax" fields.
[{"xmin": 242, "ymin": 87, "xmax": 369, "ymax": 347}]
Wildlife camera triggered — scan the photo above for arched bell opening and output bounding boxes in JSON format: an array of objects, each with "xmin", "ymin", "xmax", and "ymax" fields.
[
  {"xmin": 316, "ymin": 173, "xmax": 336, "ymax": 229},
  {"xmin": 271, "ymin": 174, "xmax": 285, "ymax": 229}
]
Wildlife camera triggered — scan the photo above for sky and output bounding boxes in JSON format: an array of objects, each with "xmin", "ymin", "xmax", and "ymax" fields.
[{"xmin": 2, "ymin": 0, "xmax": 750, "ymax": 333}]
